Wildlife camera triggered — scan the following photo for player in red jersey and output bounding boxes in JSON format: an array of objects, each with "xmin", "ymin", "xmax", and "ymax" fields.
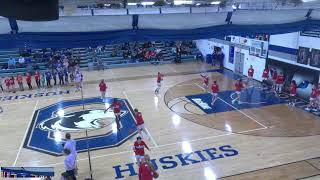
[
  {"xmin": 211, "ymin": 81, "xmax": 219, "ymax": 106},
  {"xmin": 34, "ymin": 70, "xmax": 41, "ymax": 88},
  {"xmin": 261, "ymin": 67, "xmax": 269, "ymax": 90},
  {"xmin": 262, "ymin": 67, "xmax": 269, "ymax": 80},
  {"xmin": 232, "ymin": 79, "xmax": 244, "ymax": 104},
  {"xmin": 133, "ymin": 136, "xmax": 150, "ymax": 165},
  {"xmin": 139, "ymin": 157, "xmax": 155, "ymax": 180},
  {"xmin": 154, "ymin": 72, "xmax": 163, "ymax": 94},
  {"xmin": 272, "ymin": 68, "xmax": 278, "ymax": 93},
  {"xmin": 275, "ymin": 72, "xmax": 285, "ymax": 94},
  {"xmin": 200, "ymin": 74, "xmax": 209, "ymax": 91},
  {"xmin": 105, "ymin": 98, "xmax": 123, "ymax": 130},
  {"xmin": 9, "ymin": 76, "xmax": 15, "ymax": 93},
  {"xmin": 99, "ymin": 79, "xmax": 107, "ymax": 100},
  {"xmin": 288, "ymin": 80, "xmax": 297, "ymax": 106},
  {"xmin": 306, "ymin": 84, "xmax": 318, "ymax": 111},
  {"xmin": 16, "ymin": 74, "xmax": 24, "ymax": 91},
  {"xmin": 134, "ymin": 108, "xmax": 148, "ymax": 139},
  {"xmin": 247, "ymin": 65, "xmax": 254, "ymax": 86},
  {"xmin": 26, "ymin": 73, "xmax": 32, "ymax": 90},
  {"xmin": 4, "ymin": 77, "xmax": 10, "ymax": 92}
]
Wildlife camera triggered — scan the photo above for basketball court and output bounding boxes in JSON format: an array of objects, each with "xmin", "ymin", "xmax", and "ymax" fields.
[{"xmin": 1, "ymin": 61, "xmax": 320, "ymax": 180}]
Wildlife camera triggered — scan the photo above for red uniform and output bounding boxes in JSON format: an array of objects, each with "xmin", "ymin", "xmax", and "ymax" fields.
[
  {"xmin": 211, "ymin": 84, "xmax": 219, "ymax": 93},
  {"xmin": 5, "ymin": 79, "xmax": 10, "ymax": 87},
  {"xmin": 290, "ymin": 84, "xmax": 297, "ymax": 95},
  {"xmin": 99, "ymin": 82, "xmax": 107, "ymax": 92},
  {"xmin": 272, "ymin": 70, "xmax": 278, "ymax": 80},
  {"xmin": 111, "ymin": 101, "xmax": 121, "ymax": 113},
  {"xmin": 276, "ymin": 74, "xmax": 284, "ymax": 84},
  {"xmin": 203, "ymin": 76, "xmax": 209, "ymax": 86},
  {"xmin": 9, "ymin": 78, "xmax": 14, "ymax": 85},
  {"xmin": 311, "ymin": 88, "xmax": 318, "ymax": 99},
  {"xmin": 262, "ymin": 69, "xmax": 269, "ymax": 78},
  {"xmin": 135, "ymin": 112, "xmax": 144, "ymax": 126},
  {"xmin": 235, "ymin": 82, "xmax": 244, "ymax": 92},
  {"xmin": 26, "ymin": 75, "xmax": 32, "ymax": 83},
  {"xmin": 16, "ymin": 75, "xmax": 23, "ymax": 83},
  {"xmin": 134, "ymin": 140, "xmax": 149, "ymax": 156},
  {"xmin": 34, "ymin": 72, "xmax": 40, "ymax": 81},
  {"xmin": 157, "ymin": 73, "xmax": 163, "ymax": 83},
  {"xmin": 248, "ymin": 68, "xmax": 254, "ymax": 77},
  {"xmin": 138, "ymin": 162, "xmax": 153, "ymax": 180}
]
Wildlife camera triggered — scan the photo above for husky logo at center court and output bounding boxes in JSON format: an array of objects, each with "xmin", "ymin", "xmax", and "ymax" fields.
[
  {"xmin": 24, "ymin": 97, "xmax": 138, "ymax": 156},
  {"xmin": 38, "ymin": 109, "xmax": 127, "ymax": 132}
]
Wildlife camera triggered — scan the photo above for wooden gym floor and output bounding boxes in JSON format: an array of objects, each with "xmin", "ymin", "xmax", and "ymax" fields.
[{"xmin": 1, "ymin": 61, "xmax": 320, "ymax": 180}]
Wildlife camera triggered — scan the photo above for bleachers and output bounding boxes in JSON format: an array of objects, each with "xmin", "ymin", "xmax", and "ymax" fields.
[{"xmin": 0, "ymin": 41, "xmax": 201, "ymax": 76}]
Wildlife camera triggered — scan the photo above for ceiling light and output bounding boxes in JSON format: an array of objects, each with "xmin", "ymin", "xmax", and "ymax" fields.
[
  {"xmin": 127, "ymin": 2, "xmax": 137, "ymax": 5},
  {"xmin": 141, "ymin": 1, "xmax": 155, "ymax": 6},
  {"xmin": 210, "ymin": 1, "xmax": 221, "ymax": 5},
  {"xmin": 196, "ymin": 3, "xmax": 201, "ymax": 6},
  {"xmin": 174, "ymin": 0, "xmax": 193, "ymax": 5}
]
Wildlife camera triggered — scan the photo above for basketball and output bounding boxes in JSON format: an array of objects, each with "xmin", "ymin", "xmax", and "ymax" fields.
[{"xmin": 153, "ymin": 171, "xmax": 159, "ymax": 178}]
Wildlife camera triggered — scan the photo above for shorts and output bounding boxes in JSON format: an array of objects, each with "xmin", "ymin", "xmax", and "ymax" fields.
[
  {"xmin": 212, "ymin": 93, "xmax": 218, "ymax": 97},
  {"xmin": 310, "ymin": 97, "xmax": 316, "ymax": 101},
  {"xmin": 236, "ymin": 91, "xmax": 241, "ymax": 95},
  {"xmin": 290, "ymin": 94, "xmax": 296, "ymax": 97},
  {"xmin": 135, "ymin": 155, "xmax": 144, "ymax": 162},
  {"xmin": 114, "ymin": 112, "xmax": 121, "ymax": 116},
  {"xmin": 137, "ymin": 124, "xmax": 145, "ymax": 130},
  {"xmin": 157, "ymin": 82, "xmax": 161, "ymax": 87}
]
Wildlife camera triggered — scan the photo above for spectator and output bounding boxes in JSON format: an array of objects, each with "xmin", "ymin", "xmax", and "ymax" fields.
[
  {"xmin": 58, "ymin": 68, "xmax": 64, "ymax": 85},
  {"xmin": 45, "ymin": 70, "xmax": 52, "ymax": 87},
  {"xmin": 52, "ymin": 69, "xmax": 57, "ymax": 86},
  {"xmin": 97, "ymin": 57, "xmax": 104, "ymax": 71},
  {"xmin": 64, "ymin": 67, "xmax": 69, "ymax": 85},
  {"xmin": 63, "ymin": 57, "xmax": 69, "ymax": 69},
  {"xmin": 16, "ymin": 74, "xmax": 24, "ymax": 91},
  {"xmin": 8, "ymin": 57, "xmax": 16, "ymax": 69},
  {"xmin": 26, "ymin": 73, "xmax": 32, "ymax": 90},
  {"xmin": 69, "ymin": 71, "xmax": 74, "ymax": 84},
  {"xmin": 40, "ymin": 73, "xmax": 46, "ymax": 88},
  {"xmin": 75, "ymin": 70, "xmax": 82, "ymax": 92},
  {"xmin": 18, "ymin": 56, "xmax": 25, "ymax": 67}
]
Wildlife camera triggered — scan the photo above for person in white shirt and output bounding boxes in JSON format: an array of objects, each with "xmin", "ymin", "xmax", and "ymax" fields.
[
  {"xmin": 75, "ymin": 71, "xmax": 82, "ymax": 92},
  {"xmin": 63, "ymin": 148, "xmax": 77, "ymax": 180},
  {"xmin": 18, "ymin": 56, "xmax": 25, "ymax": 64},
  {"xmin": 64, "ymin": 133, "xmax": 77, "ymax": 155}
]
